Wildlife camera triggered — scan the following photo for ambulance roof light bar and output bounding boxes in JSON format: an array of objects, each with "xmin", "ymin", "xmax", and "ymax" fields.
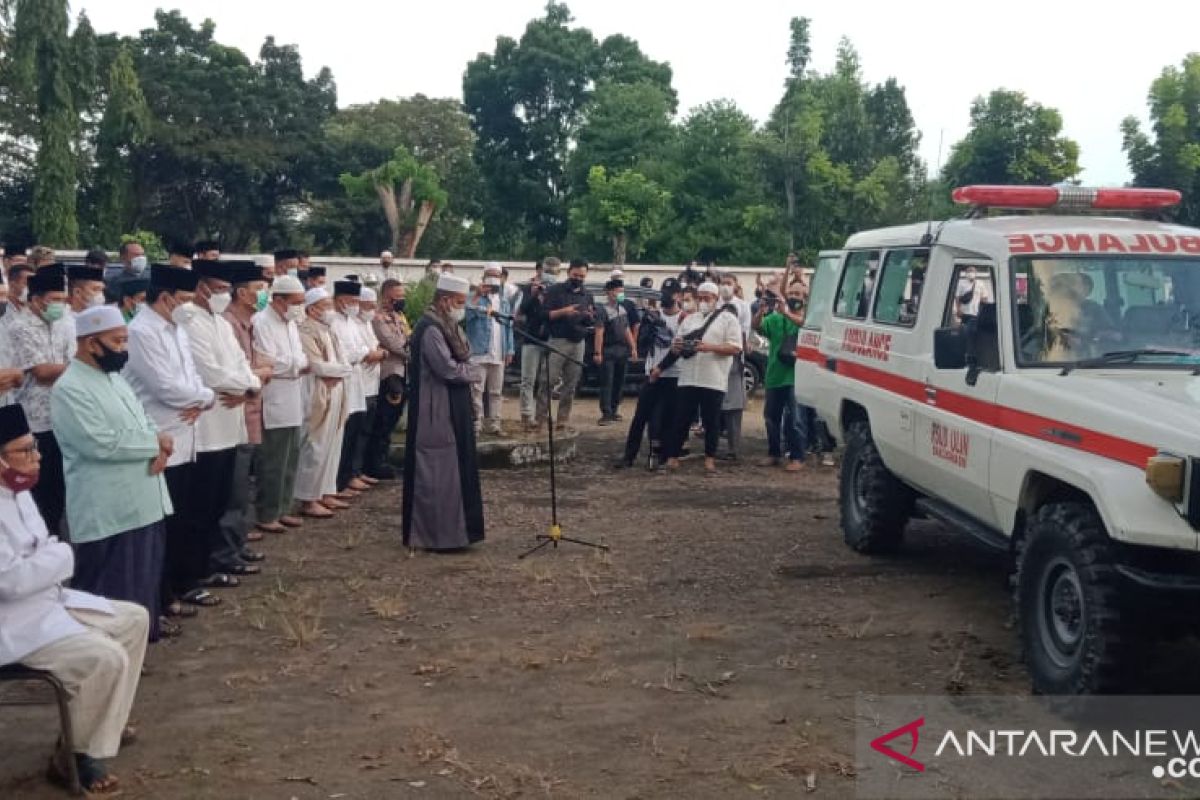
[{"xmin": 952, "ymin": 185, "xmax": 1182, "ymax": 213}]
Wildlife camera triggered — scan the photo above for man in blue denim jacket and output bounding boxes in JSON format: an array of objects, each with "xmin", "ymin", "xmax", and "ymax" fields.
[{"xmin": 464, "ymin": 264, "xmax": 514, "ymax": 435}]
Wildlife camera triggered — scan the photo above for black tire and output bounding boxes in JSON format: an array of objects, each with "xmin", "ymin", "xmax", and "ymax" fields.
[
  {"xmin": 1014, "ymin": 502, "xmax": 1130, "ymax": 694},
  {"xmin": 839, "ymin": 421, "xmax": 912, "ymax": 553},
  {"xmin": 743, "ymin": 360, "xmax": 762, "ymax": 397}
]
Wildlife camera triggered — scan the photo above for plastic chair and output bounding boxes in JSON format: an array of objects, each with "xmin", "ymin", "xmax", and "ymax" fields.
[{"xmin": 0, "ymin": 664, "xmax": 82, "ymax": 795}]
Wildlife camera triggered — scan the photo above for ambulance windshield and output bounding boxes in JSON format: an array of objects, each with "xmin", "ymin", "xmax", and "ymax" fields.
[{"xmin": 1013, "ymin": 256, "xmax": 1200, "ymax": 368}]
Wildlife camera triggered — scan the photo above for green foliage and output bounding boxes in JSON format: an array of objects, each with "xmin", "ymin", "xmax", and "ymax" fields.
[
  {"xmin": 120, "ymin": 229, "xmax": 165, "ymax": 261},
  {"xmin": 1122, "ymin": 54, "xmax": 1200, "ymax": 226},
  {"xmin": 340, "ymin": 146, "xmax": 448, "ymax": 256},
  {"xmin": 569, "ymin": 80, "xmax": 675, "ymax": 191},
  {"xmin": 92, "ymin": 45, "xmax": 149, "ymax": 244},
  {"xmin": 569, "ymin": 166, "xmax": 671, "ymax": 265},
  {"xmin": 941, "ymin": 89, "xmax": 1080, "ymax": 187},
  {"xmin": 403, "ymin": 276, "xmax": 436, "ymax": 327}
]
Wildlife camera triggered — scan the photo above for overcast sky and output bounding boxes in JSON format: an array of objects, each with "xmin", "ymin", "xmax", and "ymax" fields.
[{"xmin": 82, "ymin": 1, "xmax": 1200, "ymax": 186}]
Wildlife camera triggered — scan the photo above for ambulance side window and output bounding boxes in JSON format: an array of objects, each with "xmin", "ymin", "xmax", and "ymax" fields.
[
  {"xmin": 873, "ymin": 248, "xmax": 929, "ymax": 327},
  {"xmin": 803, "ymin": 254, "xmax": 841, "ymax": 330},
  {"xmin": 834, "ymin": 250, "xmax": 881, "ymax": 320},
  {"xmin": 944, "ymin": 264, "xmax": 1001, "ymax": 372}
]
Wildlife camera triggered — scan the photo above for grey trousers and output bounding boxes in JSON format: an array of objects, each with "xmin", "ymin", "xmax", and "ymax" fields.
[
  {"xmin": 256, "ymin": 426, "xmax": 300, "ymax": 523},
  {"xmin": 721, "ymin": 410, "xmax": 743, "ymax": 458},
  {"xmin": 212, "ymin": 443, "xmax": 256, "ymax": 570},
  {"xmin": 547, "ymin": 338, "xmax": 586, "ymax": 423},
  {"xmin": 520, "ymin": 343, "xmax": 547, "ymax": 421}
]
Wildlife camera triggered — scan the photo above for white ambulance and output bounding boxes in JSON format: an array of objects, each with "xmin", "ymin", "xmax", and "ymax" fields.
[{"xmin": 795, "ymin": 185, "xmax": 1200, "ymax": 694}]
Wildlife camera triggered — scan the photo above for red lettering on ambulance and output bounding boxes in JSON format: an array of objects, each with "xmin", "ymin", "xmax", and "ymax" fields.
[
  {"xmin": 1034, "ymin": 233, "xmax": 1064, "ymax": 252},
  {"xmin": 1148, "ymin": 234, "xmax": 1178, "ymax": 254},
  {"xmin": 840, "ymin": 328, "xmax": 892, "ymax": 362},
  {"xmin": 1097, "ymin": 233, "xmax": 1127, "ymax": 253},
  {"xmin": 1127, "ymin": 234, "xmax": 1152, "ymax": 254},
  {"xmin": 931, "ymin": 422, "xmax": 970, "ymax": 468},
  {"xmin": 1063, "ymin": 233, "xmax": 1094, "ymax": 252},
  {"xmin": 1180, "ymin": 236, "xmax": 1200, "ymax": 255},
  {"xmin": 1008, "ymin": 234, "xmax": 1035, "ymax": 254}
]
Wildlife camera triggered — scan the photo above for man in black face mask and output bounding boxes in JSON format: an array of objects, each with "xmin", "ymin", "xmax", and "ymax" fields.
[
  {"xmin": 362, "ymin": 279, "xmax": 410, "ymax": 479},
  {"xmin": 543, "ymin": 258, "xmax": 595, "ymax": 430},
  {"xmin": 49, "ymin": 305, "xmax": 174, "ymax": 641}
]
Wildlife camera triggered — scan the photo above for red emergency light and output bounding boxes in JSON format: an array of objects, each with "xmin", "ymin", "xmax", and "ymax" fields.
[{"xmin": 952, "ymin": 185, "xmax": 1182, "ymax": 212}]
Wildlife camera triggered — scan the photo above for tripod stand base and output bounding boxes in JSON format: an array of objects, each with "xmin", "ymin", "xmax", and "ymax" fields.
[{"xmin": 517, "ymin": 525, "xmax": 610, "ymax": 559}]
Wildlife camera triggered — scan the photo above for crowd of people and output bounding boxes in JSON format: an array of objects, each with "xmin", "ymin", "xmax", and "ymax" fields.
[
  {"xmin": 0, "ymin": 241, "xmax": 831, "ymax": 794},
  {"xmin": 0, "ymin": 243, "xmax": 413, "ymax": 794}
]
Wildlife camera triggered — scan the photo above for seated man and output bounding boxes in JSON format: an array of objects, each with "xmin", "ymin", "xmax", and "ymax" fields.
[{"xmin": 0, "ymin": 404, "xmax": 148, "ymax": 795}]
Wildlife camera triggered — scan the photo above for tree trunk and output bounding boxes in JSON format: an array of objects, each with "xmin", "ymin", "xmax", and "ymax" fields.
[
  {"xmin": 612, "ymin": 232, "xmax": 627, "ymax": 266},
  {"xmin": 783, "ymin": 172, "xmax": 797, "ymax": 252},
  {"xmin": 376, "ymin": 182, "xmax": 402, "ymax": 253},
  {"xmin": 405, "ymin": 200, "xmax": 437, "ymax": 258}
]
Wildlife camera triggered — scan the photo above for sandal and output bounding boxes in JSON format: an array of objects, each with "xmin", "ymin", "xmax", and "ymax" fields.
[
  {"xmin": 256, "ymin": 521, "xmax": 286, "ymax": 534},
  {"xmin": 240, "ymin": 548, "xmax": 266, "ymax": 563},
  {"xmin": 49, "ymin": 752, "xmax": 122, "ymax": 796},
  {"xmin": 158, "ymin": 617, "xmax": 183, "ymax": 638},
  {"xmin": 358, "ymin": 475, "xmax": 380, "ymax": 486},
  {"xmin": 348, "ymin": 478, "xmax": 371, "ymax": 491},
  {"xmin": 246, "ymin": 530, "xmax": 265, "ymax": 542},
  {"xmin": 121, "ymin": 726, "xmax": 138, "ymax": 747},
  {"xmin": 163, "ymin": 601, "xmax": 198, "ymax": 619},
  {"xmin": 320, "ymin": 497, "xmax": 350, "ymax": 510},
  {"xmin": 279, "ymin": 515, "xmax": 304, "ymax": 528},
  {"xmin": 301, "ymin": 503, "xmax": 334, "ymax": 519},
  {"xmin": 197, "ymin": 573, "xmax": 240, "ymax": 589},
  {"xmin": 226, "ymin": 563, "xmax": 261, "ymax": 576},
  {"xmin": 181, "ymin": 589, "xmax": 222, "ymax": 607},
  {"xmin": 335, "ymin": 489, "xmax": 360, "ymax": 500}
]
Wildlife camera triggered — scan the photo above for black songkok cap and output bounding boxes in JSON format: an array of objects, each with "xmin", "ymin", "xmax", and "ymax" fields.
[
  {"xmin": 0, "ymin": 404, "xmax": 31, "ymax": 447},
  {"xmin": 333, "ymin": 280, "xmax": 361, "ymax": 297},
  {"xmin": 119, "ymin": 278, "xmax": 150, "ymax": 298},
  {"xmin": 194, "ymin": 240, "xmax": 220, "ymax": 253},
  {"xmin": 307, "ymin": 266, "xmax": 326, "ymax": 278},
  {"xmin": 27, "ymin": 265, "xmax": 66, "ymax": 295},
  {"xmin": 149, "ymin": 264, "xmax": 200, "ymax": 292},
  {"xmin": 168, "ymin": 240, "xmax": 194, "ymax": 259},
  {"xmin": 273, "ymin": 248, "xmax": 299, "ymax": 262},
  {"xmin": 67, "ymin": 265, "xmax": 104, "ymax": 283}
]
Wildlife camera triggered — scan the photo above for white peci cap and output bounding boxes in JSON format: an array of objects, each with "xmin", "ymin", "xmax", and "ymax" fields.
[
  {"xmin": 74, "ymin": 305, "xmax": 125, "ymax": 337},
  {"xmin": 304, "ymin": 287, "xmax": 329, "ymax": 306},
  {"xmin": 359, "ymin": 287, "xmax": 377, "ymax": 302},
  {"xmin": 697, "ymin": 281, "xmax": 719, "ymax": 296},
  {"xmin": 271, "ymin": 275, "xmax": 304, "ymax": 295},
  {"xmin": 437, "ymin": 273, "xmax": 470, "ymax": 294}
]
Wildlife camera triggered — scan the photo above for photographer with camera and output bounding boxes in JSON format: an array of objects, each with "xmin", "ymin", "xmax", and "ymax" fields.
[
  {"xmin": 543, "ymin": 259, "xmax": 596, "ymax": 431},
  {"xmin": 594, "ymin": 280, "xmax": 638, "ymax": 425},
  {"xmin": 516, "ymin": 273, "xmax": 551, "ymax": 432},
  {"xmin": 754, "ymin": 271, "xmax": 810, "ymax": 472},
  {"xmin": 660, "ymin": 282, "xmax": 742, "ymax": 475}
]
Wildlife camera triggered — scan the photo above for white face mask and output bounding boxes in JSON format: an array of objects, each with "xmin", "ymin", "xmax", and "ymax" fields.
[
  {"xmin": 719, "ymin": 285, "xmax": 734, "ymax": 301},
  {"xmin": 207, "ymin": 291, "xmax": 231, "ymax": 315},
  {"xmin": 18, "ymin": 288, "xmax": 28, "ymax": 303},
  {"xmin": 344, "ymin": 305, "xmax": 360, "ymax": 319},
  {"xmin": 285, "ymin": 304, "xmax": 305, "ymax": 323},
  {"xmin": 171, "ymin": 300, "xmax": 197, "ymax": 326},
  {"xmin": 134, "ymin": 302, "xmax": 147, "ymax": 318},
  {"xmin": 450, "ymin": 306, "xmax": 466, "ymax": 323},
  {"xmin": 129, "ymin": 255, "xmax": 148, "ymax": 274},
  {"xmin": 320, "ymin": 310, "xmax": 336, "ymax": 326},
  {"xmin": 683, "ymin": 300, "xmax": 696, "ymax": 313},
  {"xmin": 87, "ymin": 291, "xmax": 105, "ymax": 308},
  {"xmin": 698, "ymin": 300, "xmax": 713, "ymax": 315},
  {"xmin": 360, "ymin": 310, "xmax": 375, "ymax": 324}
]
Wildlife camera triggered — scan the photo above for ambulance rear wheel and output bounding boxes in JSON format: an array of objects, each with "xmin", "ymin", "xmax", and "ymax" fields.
[
  {"xmin": 839, "ymin": 421, "xmax": 911, "ymax": 553},
  {"xmin": 1015, "ymin": 502, "xmax": 1130, "ymax": 694}
]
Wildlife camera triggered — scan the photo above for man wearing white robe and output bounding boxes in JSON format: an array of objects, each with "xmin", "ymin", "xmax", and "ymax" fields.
[
  {"xmin": 183, "ymin": 260, "xmax": 268, "ymax": 578},
  {"xmin": 0, "ymin": 403, "xmax": 148, "ymax": 794},
  {"xmin": 352, "ymin": 286, "xmax": 387, "ymax": 483},
  {"xmin": 294, "ymin": 289, "xmax": 352, "ymax": 517},
  {"xmin": 329, "ymin": 280, "xmax": 372, "ymax": 495}
]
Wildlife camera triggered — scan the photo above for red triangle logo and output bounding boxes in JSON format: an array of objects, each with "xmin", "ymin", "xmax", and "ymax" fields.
[{"xmin": 870, "ymin": 716, "xmax": 926, "ymax": 772}]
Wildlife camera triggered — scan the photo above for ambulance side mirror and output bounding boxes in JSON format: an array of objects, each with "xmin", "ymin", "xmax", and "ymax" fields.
[{"xmin": 933, "ymin": 327, "xmax": 967, "ymax": 370}]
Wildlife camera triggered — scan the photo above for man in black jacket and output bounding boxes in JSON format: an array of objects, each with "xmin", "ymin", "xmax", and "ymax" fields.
[{"xmin": 543, "ymin": 259, "xmax": 595, "ymax": 431}]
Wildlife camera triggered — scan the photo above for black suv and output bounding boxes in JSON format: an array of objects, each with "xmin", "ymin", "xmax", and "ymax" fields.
[{"xmin": 504, "ymin": 282, "xmax": 765, "ymax": 396}]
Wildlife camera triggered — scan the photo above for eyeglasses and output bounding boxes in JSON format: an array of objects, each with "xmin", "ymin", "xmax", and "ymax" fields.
[{"xmin": 2, "ymin": 441, "xmax": 39, "ymax": 458}]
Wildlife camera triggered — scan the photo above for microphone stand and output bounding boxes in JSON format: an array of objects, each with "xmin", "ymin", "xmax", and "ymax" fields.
[{"xmin": 490, "ymin": 310, "xmax": 610, "ymax": 559}]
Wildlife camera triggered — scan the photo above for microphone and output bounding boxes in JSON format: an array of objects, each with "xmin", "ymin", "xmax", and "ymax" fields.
[{"xmin": 487, "ymin": 309, "xmax": 517, "ymax": 323}]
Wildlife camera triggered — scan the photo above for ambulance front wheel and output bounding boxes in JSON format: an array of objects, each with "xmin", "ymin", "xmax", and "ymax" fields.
[{"xmin": 839, "ymin": 421, "xmax": 912, "ymax": 553}]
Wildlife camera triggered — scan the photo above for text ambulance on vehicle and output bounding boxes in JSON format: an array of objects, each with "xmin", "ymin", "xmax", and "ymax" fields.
[{"xmin": 796, "ymin": 185, "xmax": 1200, "ymax": 694}]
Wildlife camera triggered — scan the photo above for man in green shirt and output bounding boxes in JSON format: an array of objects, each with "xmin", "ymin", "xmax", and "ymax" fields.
[
  {"xmin": 752, "ymin": 274, "xmax": 810, "ymax": 472},
  {"xmin": 50, "ymin": 305, "xmax": 174, "ymax": 640}
]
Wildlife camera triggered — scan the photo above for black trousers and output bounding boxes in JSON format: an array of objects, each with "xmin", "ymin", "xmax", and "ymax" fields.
[
  {"xmin": 162, "ymin": 462, "xmax": 205, "ymax": 602},
  {"xmin": 665, "ymin": 386, "xmax": 724, "ymax": 459},
  {"xmin": 31, "ymin": 431, "xmax": 66, "ymax": 537},
  {"xmin": 365, "ymin": 392, "xmax": 405, "ymax": 474},
  {"xmin": 599, "ymin": 355, "xmax": 629, "ymax": 417},
  {"xmin": 213, "ymin": 443, "xmax": 256, "ymax": 571},
  {"xmin": 195, "ymin": 447, "xmax": 238, "ymax": 572},
  {"xmin": 623, "ymin": 376, "xmax": 678, "ymax": 464},
  {"xmin": 337, "ymin": 410, "xmax": 367, "ymax": 490}
]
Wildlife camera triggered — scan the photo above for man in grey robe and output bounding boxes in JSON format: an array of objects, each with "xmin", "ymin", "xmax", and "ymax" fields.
[{"xmin": 401, "ymin": 273, "xmax": 485, "ymax": 550}]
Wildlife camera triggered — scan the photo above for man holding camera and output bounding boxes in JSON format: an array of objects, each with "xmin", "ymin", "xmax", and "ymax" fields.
[
  {"xmin": 516, "ymin": 273, "xmax": 551, "ymax": 432},
  {"xmin": 661, "ymin": 282, "xmax": 742, "ymax": 475},
  {"xmin": 543, "ymin": 259, "xmax": 595, "ymax": 431},
  {"xmin": 594, "ymin": 280, "xmax": 638, "ymax": 426},
  {"xmin": 754, "ymin": 272, "xmax": 810, "ymax": 472}
]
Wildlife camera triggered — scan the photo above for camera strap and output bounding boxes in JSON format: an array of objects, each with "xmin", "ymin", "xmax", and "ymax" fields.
[{"xmin": 656, "ymin": 304, "xmax": 735, "ymax": 372}]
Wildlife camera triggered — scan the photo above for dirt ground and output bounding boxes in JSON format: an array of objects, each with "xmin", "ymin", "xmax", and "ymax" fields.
[{"xmin": 2, "ymin": 395, "xmax": 1038, "ymax": 799}]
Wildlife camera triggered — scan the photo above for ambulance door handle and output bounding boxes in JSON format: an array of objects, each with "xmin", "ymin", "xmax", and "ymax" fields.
[{"xmin": 924, "ymin": 383, "xmax": 937, "ymax": 405}]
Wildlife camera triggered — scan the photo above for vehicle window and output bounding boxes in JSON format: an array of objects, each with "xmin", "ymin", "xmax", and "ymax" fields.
[
  {"xmin": 1013, "ymin": 256, "xmax": 1200, "ymax": 368},
  {"xmin": 833, "ymin": 250, "xmax": 881, "ymax": 320},
  {"xmin": 873, "ymin": 249, "xmax": 929, "ymax": 327},
  {"xmin": 803, "ymin": 254, "xmax": 841, "ymax": 330},
  {"xmin": 944, "ymin": 264, "xmax": 996, "ymax": 328}
]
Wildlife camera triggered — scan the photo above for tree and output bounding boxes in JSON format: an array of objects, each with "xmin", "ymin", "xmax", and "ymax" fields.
[
  {"xmin": 463, "ymin": 1, "xmax": 672, "ymax": 255},
  {"xmin": 569, "ymin": 166, "xmax": 670, "ymax": 265},
  {"xmin": 568, "ymin": 80, "xmax": 675, "ymax": 192},
  {"xmin": 340, "ymin": 147, "xmax": 448, "ymax": 258},
  {"xmin": 942, "ymin": 89, "xmax": 1080, "ymax": 188},
  {"xmin": 92, "ymin": 45, "xmax": 149, "ymax": 244},
  {"xmin": 1122, "ymin": 54, "xmax": 1200, "ymax": 226},
  {"xmin": 315, "ymin": 95, "xmax": 480, "ymax": 256},
  {"xmin": 10, "ymin": 0, "xmax": 78, "ymax": 245}
]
